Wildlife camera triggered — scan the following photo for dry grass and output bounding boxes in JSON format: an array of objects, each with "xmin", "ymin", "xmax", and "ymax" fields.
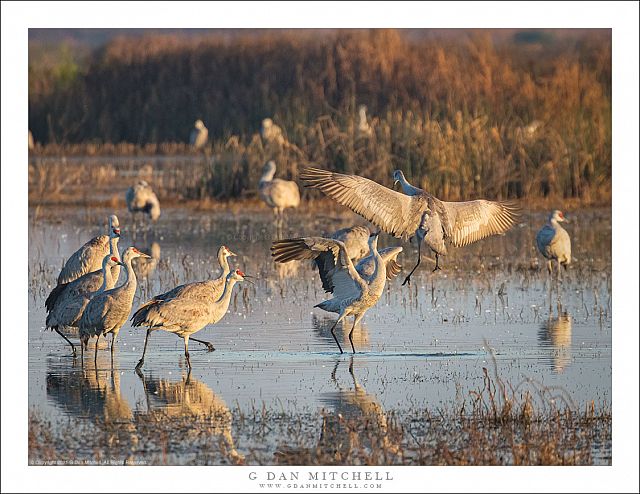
[
  {"xmin": 28, "ymin": 369, "xmax": 611, "ymax": 466},
  {"xmin": 29, "ymin": 29, "xmax": 611, "ymax": 203}
]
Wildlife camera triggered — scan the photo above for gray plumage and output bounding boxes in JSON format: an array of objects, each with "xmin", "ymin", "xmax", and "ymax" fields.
[
  {"xmin": 271, "ymin": 232, "xmax": 387, "ymax": 354},
  {"xmin": 259, "ymin": 160, "xmax": 300, "ymax": 218},
  {"xmin": 301, "ymin": 167, "xmax": 519, "ymax": 282},
  {"xmin": 79, "ymin": 247, "xmax": 149, "ymax": 357},
  {"xmin": 132, "ymin": 269, "xmax": 248, "ymax": 369},
  {"xmin": 189, "ymin": 119, "xmax": 208, "ymax": 149},
  {"xmin": 536, "ymin": 210, "xmax": 571, "ymax": 275},
  {"xmin": 126, "ymin": 180, "xmax": 161, "ymax": 221},
  {"xmin": 311, "ymin": 226, "xmax": 371, "ymax": 291},
  {"xmin": 46, "ymin": 255, "xmax": 120, "ymax": 356},
  {"xmin": 138, "ymin": 245, "xmax": 235, "ymax": 305},
  {"xmin": 273, "ymin": 234, "xmax": 402, "ymax": 294},
  {"xmin": 56, "ymin": 214, "xmax": 120, "ymax": 285}
]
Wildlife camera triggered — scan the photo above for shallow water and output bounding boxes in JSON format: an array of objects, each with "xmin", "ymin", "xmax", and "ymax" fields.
[{"xmin": 28, "ymin": 206, "xmax": 612, "ymax": 462}]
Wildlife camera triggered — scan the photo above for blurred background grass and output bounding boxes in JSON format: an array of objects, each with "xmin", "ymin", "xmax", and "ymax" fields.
[{"xmin": 28, "ymin": 28, "xmax": 611, "ymax": 203}]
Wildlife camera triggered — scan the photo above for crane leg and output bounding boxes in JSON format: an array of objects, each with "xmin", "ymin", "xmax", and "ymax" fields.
[
  {"xmin": 135, "ymin": 329, "xmax": 152, "ymax": 370},
  {"xmin": 349, "ymin": 314, "xmax": 364, "ymax": 354},
  {"xmin": 402, "ymin": 241, "xmax": 422, "ymax": 286},
  {"xmin": 54, "ymin": 327, "xmax": 77, "ymax": 357},
  {"xmin": 94, "ymin": 334, "xmax": 100, "ymax": 365},
  {"xmin": 184, "ymin": 336, "xmax": 192, "ymax": 369},
  {"xmin": 190, "ymin": 337, "xmax": 215, "ymax": 352},
  {"xmin": 432, "ymin": 253, "xmax": 442, "ymax": 272},
  {"xmin": 329, "ymin": 318, "xmax": 344, "ymax": 354}
]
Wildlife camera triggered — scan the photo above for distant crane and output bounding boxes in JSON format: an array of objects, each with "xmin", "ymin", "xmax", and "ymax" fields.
[
  {"xmin": 357, "ymin": 105, "xmax": 373, "ymax": 138},
  {"xmin": 190, "ymin": 119, "xmax": 209, "ymax": 149},
  {"xmin": 536, "ymin": 210, "xmax": 572, "ymax": 277},
  {"xmin": 260, "ymin": 118, "xmax": 285, "ymax": 147},
  {"xmin": 79, "ymin": 247, "xmax": 150, "ymax": 361},
  {"xmin": 271, "ymin": 231, "xmax": 392, "ymax": 354},
  {"xmin": 126, "ymin": 180, "xmax": 161, "ymax": 222},
  {"xmin": 56, "ymin": 214, "xmax": 120, "ymax": 285},
  {"xmin": 132, "ymin": 269, "xmax": 251, "ymax": 370},
  {"xmin": 301, "ymin": 167, "xmax": 519, "ymax": 285},
  {"xmin": 259, "ymin": 160, "xmax": 300, "ymax": 220}
]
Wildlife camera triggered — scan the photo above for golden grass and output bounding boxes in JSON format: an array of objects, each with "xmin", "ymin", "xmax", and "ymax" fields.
[{"xmin": 29, "ymin": 29, "xmax": 611, "ymax": 203}]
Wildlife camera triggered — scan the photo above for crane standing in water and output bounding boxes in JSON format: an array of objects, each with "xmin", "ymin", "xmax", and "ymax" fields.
[
  {"xmin": 79, "ymin": 247, "xmax": 150, "ymax": 361},
  {"xmin": 272, "ymin": 231, "xmax": 392, "ymax": 354},
  {"xmin": 131, "ymin": 269, "xmax": 251, "ymax": 370},
  {"xmin": 536, "ymin": 209, "xmax": 572, "ymax": 278}
]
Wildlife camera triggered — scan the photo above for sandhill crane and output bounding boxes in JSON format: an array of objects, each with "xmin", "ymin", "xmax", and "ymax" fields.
[
  {"xmin": 56, "ymin": 214, "xmax": 120, "ymax": 285},
  {"xmin": 357, "ymin": 105, "xmax": 373, "ymax": 138},
  {"xmin": 260, "ymin": 118, "xmax": 285, "ymax": 147},
  {"xmin": 271, "ymin": 231, "xmax": 388, "ymax": 354},
  {"xmin": 132, "ymin": 269, "xmax": 251, "ymax": 370},
  {"xmin": 135, "ymin": 245, "xmax": 236, "ymax": 317},
  {"xmin": 133, "ymin": 241, "xmax": 161, "ymax": 280},
  {"xmin": 539, "ymin": 313, "xmax": 572, "ymax": 373},
  {"xmin": 330, "ymin": 226, "xmax": 371, "ymax": 261},
  {"xmin": 274, "ymin": 226, "xmax": 402, "ymax": 294},
  {"xmin": 46, "ymin": 255, "xmax": 120, "ymax": 356},
  {"xmin": 536, "ymin": 210, "xmax": 571, "ymax": 278},
  {"xmin": 126, "ymin": 180, "xmax": 161, "ymax": 222},
  {"xmin": 79, "ymin": 247, "xmax": 150, "ymax": 361},
  {"xmin": 301, "ymin": 167, "xmax": 520, "ymax": 285},
  {"xmin": 190, "ymin": 119, "xmax": 208, "ymax": 149},
  {"xmin": 259, "ymin": 160, "xmax": 300, "ymax": 220},
  {"xmin": 135, "ymin": 370, "xmax": 244, "ymax": 463}
]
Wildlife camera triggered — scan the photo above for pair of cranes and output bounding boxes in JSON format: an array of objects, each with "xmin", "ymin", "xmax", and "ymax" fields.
[
  {"xmin": 45, "ymin": 215, "xmax": 249, "ymax": 368},
  {"xmin": 46, "ymin": 166, "xmax": 570, "ymax": 365}
]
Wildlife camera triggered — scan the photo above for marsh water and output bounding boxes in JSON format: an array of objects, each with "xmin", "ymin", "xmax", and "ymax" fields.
[{"xmin": 28, "ymin": 205, "xmax": 612, "ymax": 463}]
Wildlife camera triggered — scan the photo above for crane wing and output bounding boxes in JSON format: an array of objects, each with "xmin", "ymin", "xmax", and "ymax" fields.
[
  {"xmin": 300, "ymin": 167, "xmax": 425, "ymax": 239},
  {"xmin": 271, "ymin": 237, "xmax": 364, "ymax": 297},
  {"xmin": 442, "ymin": 200, "xmax": 520, "ymax": 247},
  {"xmin": 57, "ymin": 235, "xmax": 109, "ymax": 284}
]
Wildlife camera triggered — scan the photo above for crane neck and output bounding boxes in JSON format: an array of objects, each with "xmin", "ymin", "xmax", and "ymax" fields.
[
  {"xmin": 109, "ymin": 237, "xmax": 121, "ymax": 284},
  {"xmin": 218, "ymin": 253, "xmax": 231, "ymax": 278},
  {"xmin": 215, "ymin": 278, "xmax": 238, "ymax": 318},
  {"xmin": 260, "ymin": 168, "xmax": 276, "ymax": 183},
  {"xmin": 398, "ymin": 175, "xmax": 422, "ymax": 196},
  {"xmin": 119, "ymin": 256, "xmax": 138, "ymax": 294},
  {"xmin": 99, "ymin": 262, "xmax": 113, "ymax": 293}
]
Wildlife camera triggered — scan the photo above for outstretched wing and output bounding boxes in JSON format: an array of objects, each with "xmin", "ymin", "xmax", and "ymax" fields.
[
  {"xmin": 442, "ymin": 200, "xmax": 520, "ymax": 247},
  {"xmin": 271, "ymin": 237, "xmax": 364, "ymax": 298},
  {"xmin": 301, "ymin": 167, "xmax": 425, "ymax": 239}
]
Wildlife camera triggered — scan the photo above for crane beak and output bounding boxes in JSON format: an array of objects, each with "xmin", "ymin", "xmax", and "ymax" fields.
[
  {"xmin": 228, "ymin": 251, "xmax": 238, "ymax": 257},
  {"xmin": 242, "ymin": 274, "xmax": 256, "ymax": 285}
]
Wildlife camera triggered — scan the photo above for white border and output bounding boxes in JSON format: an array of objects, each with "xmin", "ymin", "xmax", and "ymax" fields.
[{"xmin": 2, "ymin": 1, "xmax": 638, "ymax": 493}]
